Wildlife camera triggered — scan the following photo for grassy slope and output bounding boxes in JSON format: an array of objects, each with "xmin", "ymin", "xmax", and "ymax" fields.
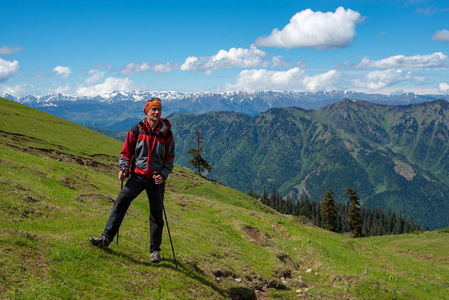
[{"xmin": 1, "ymin": 97, "xmax": 448, "ymax": 299}]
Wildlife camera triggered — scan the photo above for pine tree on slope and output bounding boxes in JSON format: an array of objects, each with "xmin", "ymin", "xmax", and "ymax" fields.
[
  {"xmin": 321, "ymin": 188, "xmax": 338, "ymax": 232},
  {"xmin": 345, "ymin": 187, "xmax": 363, "ymax": 238}
]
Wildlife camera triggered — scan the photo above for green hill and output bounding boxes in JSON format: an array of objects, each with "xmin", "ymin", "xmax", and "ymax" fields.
[{"xmin": 1, "ymin": 97, "xmax": 448, "ymax": 299}]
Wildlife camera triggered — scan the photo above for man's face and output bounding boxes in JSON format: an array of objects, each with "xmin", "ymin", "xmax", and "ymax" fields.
[{"xmin": 147, "ymin": 105, "xmax": 162, "ymax": 122}]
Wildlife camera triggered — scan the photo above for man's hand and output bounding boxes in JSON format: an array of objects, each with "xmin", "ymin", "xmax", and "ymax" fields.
[
  {"xmin": 118, "ymin": 170, "xmax": 129, "ymax": 181},
  {"xmin": 153, "ymin": 173, "xmax": 164, "ymax": 185}
]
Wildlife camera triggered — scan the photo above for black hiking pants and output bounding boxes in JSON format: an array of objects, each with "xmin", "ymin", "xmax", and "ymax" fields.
[{"xmin": 103, "ymin": 173, "xmax": 165, "ymax": 253}]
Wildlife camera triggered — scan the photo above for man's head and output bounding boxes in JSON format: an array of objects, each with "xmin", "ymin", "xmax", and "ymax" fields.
[
  {"xmin": 144, "ymin": 98, "xmax": 162, "ymax": 125},
  {"xmin": 144, "ymin": 97, "xmax": 162, "ymax": 114}
]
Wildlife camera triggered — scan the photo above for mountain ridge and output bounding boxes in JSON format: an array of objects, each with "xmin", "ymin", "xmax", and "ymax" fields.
[
  {"xmin": 3, "ymin": 90, "xmax": 448, "ymax": 133},
  {"xmin": 169, "ymin": 99, "xmax": 449, "ymax": 230},
  {"xmin": 3, "ymin": 90, "xmax": 447, "ymax": 106}
]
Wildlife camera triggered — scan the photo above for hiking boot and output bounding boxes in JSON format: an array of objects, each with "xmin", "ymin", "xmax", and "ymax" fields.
[
  {"xmin": 150, "ymin": 251, "xmax": 161, "ymax": 263},
  {"xmin": 89, "ymin": 235, "xmax": 110, "ymax": 248}
]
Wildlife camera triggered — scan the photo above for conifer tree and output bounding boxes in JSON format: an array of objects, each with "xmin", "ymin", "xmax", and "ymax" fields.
[
  {"xmin": 393, "ymin": 213, "xmax": 404, "ymax": 234},
  {"xmin": 261, "ymin": 185, "xmax": 268, "ymax": 205},
  {"xmin": 285, "ymin": 195, "xmax": 292, "ymax": 214},
  {"xmin": 320, "ymin": 188, "xmax": 337, "ymax": 232},
  {"xmin": 270, "ymin": 187, "xmax": 276, "ymax": 208},
  {"xmin": 248, "ymin": 184, "xmax": 254, "ymax": 197},
  {"xmin": 345, "ymin": 187, "xmax": 363, "ymax": 238},
  {"xmin": 187, "ymin": 128, "xmax": 213, "ymax": 175}
]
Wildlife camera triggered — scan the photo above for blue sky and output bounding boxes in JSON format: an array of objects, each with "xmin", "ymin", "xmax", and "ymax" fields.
[{"xmin": 1, "ymin": 0, "xmax": 449, "ymax": 96}]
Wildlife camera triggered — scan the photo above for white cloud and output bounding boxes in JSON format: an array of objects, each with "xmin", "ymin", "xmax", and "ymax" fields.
[
  {"xmin": 416, "ymin": 7, "xmax": 449, "ymax": 16},
  {"xmin": 51, "ymin": 85, "xmax": 70, "ymax": 94},
  {"xmin": 353, "ymin": 69, "xmax": 414, "ymax": 90},
  {"xmin": 180, "ymin": 46, "xmax": 269, "ymax": 73},
  {"xmin": 272, "ymin": 55, "xmax": 289, "ymax": 67},
  {"xmin": 302, "ymin": 70, "xmax": 342, "ymax": 91},
  {"xmin": 76, "ymin": 77, "xmax": 133, "ymax": 96},
  {"xmin": 219, "ymin": 67, "xmax": 345, "ymax": 92},
  {"xmin": 86, "ymin": 69, "xmax": 105, "ymax": 84},
  {"xmin": 119, "ymin": 62, "xmax": 176, "ymax": 75},
  {"xmin": 353, "ymin": 52, "xmax": 449, "ymax": 69},
  {"xmin": 254, "ymin": 7, "xmax": 364, "ymax": 49},
  {"xmin": 0, "ymin": 46, "xmax": 25, "ymax": 56},
  {"xmin": 219, "ymin": 67, "xmax": 305, "ymax": 92},
  {"xmin": 53, "ymin": 66, "xmax": 72, "ymax": 78},
  {"xmin": 431, "ymin": 30, "xmax": 449, "ymax": 42},
  {"xmin": 32, "ymin": 72, "xmax": 47, "ymax": 79},
  {"xmin": 0, "ymin": 83, "xmax": 36, "ymax": 96},
  {"xmin": 439, "ymin": 82, "xmax": 449, "ymax": 93},
  {"xmin": 0, "ymin": 58, "xmax": 20, "ymax": 82}
]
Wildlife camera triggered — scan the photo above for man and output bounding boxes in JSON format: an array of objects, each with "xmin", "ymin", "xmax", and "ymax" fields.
[{"xmin": 89, "ymin": 97, "xmax": 175, "ymax": 263}]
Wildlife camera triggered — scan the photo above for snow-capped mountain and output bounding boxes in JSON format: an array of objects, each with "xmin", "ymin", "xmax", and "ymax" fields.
[
  {"xmin": 2, "ymin": 90, "xmax": 448, "ymax": 131},
  {"xmin": 3, "ymin": 90, "xmax": 447, "ymax": 106},
  {"xmin": 0, "ymin": 91, "xmax": 188, "ymax": 104}
]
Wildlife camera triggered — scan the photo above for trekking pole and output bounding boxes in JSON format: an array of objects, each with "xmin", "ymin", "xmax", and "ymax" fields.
[
  {"xmin": 117, "ymin": 179, "xmax": 123, "ymax": 246},
  {"xmin": 155, "ymin": 172, "xmax": 178, "ymax": 269}
]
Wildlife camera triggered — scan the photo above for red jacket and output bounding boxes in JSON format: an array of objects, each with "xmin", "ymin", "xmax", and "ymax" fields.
[{"xmin": 119, "ymin": 118, "xmax": 175, "ymax": 181}]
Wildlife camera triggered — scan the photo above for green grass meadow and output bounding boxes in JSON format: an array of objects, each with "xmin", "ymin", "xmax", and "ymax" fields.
[{"xmin": 1, "ymin": 97, "xmax": 448, "ymax": 299}]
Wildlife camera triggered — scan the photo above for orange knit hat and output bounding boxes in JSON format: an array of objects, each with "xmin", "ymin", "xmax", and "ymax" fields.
[{"xmin": 144, "ymin": 98, "xmax": 162, "ymax": 114}]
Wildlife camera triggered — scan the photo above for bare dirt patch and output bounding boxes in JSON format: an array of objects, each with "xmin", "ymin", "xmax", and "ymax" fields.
[
  {"xmin": 213, "ymin": 269, "xmax": 236, "ymax": 278},
  {"xmin": 276, "ymin": 252, "xmax": 296, "ymax": 265},
  {"xmin": 74, "ymin": 193, "xmax": 115, "ymax": 203},
  {"xmin": 393, "ymin": 161, "xmax": 416, "ymax": 181},
  {"xmin": 228, "ymin": 287, "xmax": 257, "ymax": 300},
  {"xmin": 242, "ymin": 225, "xmax": 270, "ymax": 244}
]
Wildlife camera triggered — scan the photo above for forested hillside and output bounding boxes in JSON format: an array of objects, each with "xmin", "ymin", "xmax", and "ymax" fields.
[{"xmin": 170, "ymin": 99, "xmax": 449, "ymax": 230}]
